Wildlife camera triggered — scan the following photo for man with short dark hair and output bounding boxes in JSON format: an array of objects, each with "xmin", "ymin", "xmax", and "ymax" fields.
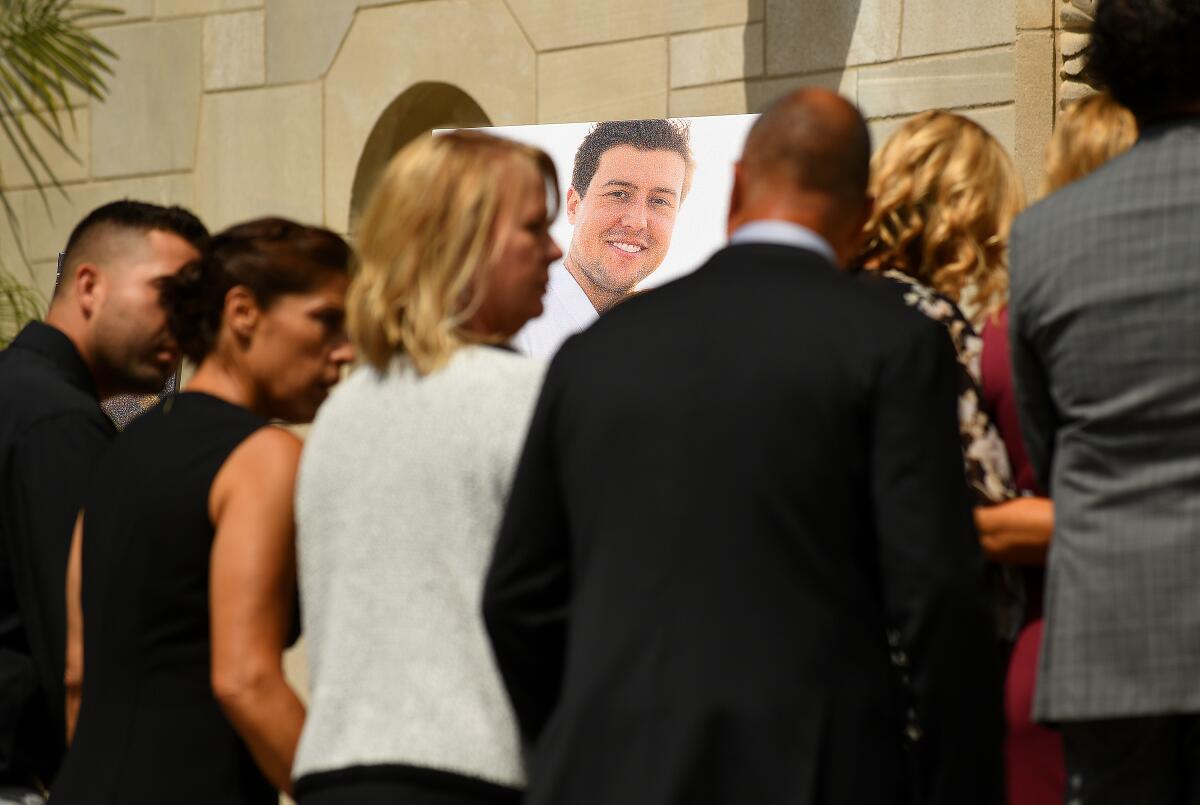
[
  {"xmin": 0, "ymin": 200, "xmax": 207, "ymax": 801},
  {"xmin": 485, "ymin": 89, "xmax": 1002, "ymax": 805},
  {"xmin": 1009, "ymin": 1, "xmax": 1200, "ymax": 801},
  {"xmin": 513, "ymin": 119, "xmax": 694, "ymax": 357}
]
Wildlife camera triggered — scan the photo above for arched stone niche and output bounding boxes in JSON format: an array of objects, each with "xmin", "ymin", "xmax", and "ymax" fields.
[
  {"xmin": 323, "ymin": 0, "xmax": 535, "ymax": 233},
  {"xmin": 348, "ymin": 83, "xmax": 492, "ymax": 232}
]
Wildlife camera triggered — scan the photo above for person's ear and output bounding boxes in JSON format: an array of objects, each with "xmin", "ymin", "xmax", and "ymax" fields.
[
  {"xmin": 566, "ymin": 186, "xmax": 581, "ymax": 225},
  {"xmin": 726, "ymin": 162, "xmax": 746, "ymax": 238},
  {"xmin": 224, "ymin": 285, "xmax": 261, "ymax": 343},
  {"xmin": 74, "ymin": 264, "xmax": 102, "ymax": 319}
]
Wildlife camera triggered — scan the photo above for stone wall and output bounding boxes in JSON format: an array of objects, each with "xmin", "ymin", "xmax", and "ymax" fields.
[{"xmin": 1, "ymin": 0, "xmax": 1071, "ymax": 303}]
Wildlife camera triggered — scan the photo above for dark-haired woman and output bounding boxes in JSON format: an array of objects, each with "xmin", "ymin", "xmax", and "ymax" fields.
[{"xmin": 51, "ymin": 218, "xmax": 354, "ymax": 805}]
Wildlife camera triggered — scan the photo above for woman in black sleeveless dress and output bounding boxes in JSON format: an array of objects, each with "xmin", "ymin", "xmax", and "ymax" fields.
[{"xmin": 51, "ymin": 218, "xmax": 354, "ymax": 804}]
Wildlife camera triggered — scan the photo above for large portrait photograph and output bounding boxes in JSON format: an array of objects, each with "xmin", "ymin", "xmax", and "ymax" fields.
[{"xmin": 449, "ymin": 114, "xmax": 757, "ymax": 357}]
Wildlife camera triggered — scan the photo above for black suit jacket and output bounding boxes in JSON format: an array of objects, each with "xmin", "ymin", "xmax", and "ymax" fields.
[{"xmin": 484, "ymin": 243, "xmax": 1002, "ymax": 805}]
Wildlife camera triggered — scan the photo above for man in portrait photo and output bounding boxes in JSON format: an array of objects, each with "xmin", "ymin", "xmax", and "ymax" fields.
[{"xmin": 513, "ymin": 118, "xmax": 694, "ymax": 358}]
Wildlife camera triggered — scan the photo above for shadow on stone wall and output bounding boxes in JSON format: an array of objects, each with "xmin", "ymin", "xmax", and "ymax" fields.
[{"xmin": 744, "ymin": 0, "xmax": 864, "ymax": 113}]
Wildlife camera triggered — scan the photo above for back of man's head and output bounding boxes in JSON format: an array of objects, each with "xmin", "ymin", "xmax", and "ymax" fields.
[
  {"xmin": 1088, "ymin": 0, "xmax": 1200, "ymax": 121},
  {"xmin": 59, "ymin": 200, "xmax": 208, "ymax": 294},
  {"xmin": 742, "ymin": 89, "xmax": 871, "ymax": 204},
  {"xmin": 732, "ymin": 89, "xmax": 871, "ymax": 263}
]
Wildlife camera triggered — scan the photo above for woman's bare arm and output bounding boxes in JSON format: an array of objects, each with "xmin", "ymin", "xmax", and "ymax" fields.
[
  {"xmin": 208, "ymin": 426, "xmax": 306, "ymax": 795},
  {"xmin": 64, "ymin": 512, "xmax": 84, "ymax": 744},
  {"xmin": 975, "ymin": 496, "xmax": 1054, "ymax": 565}
]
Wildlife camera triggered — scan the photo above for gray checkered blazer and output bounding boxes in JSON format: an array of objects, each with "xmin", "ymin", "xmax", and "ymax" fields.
[{"xmin": 1010, "ymin": 118, "xmax": 1200, "ymax": 722}]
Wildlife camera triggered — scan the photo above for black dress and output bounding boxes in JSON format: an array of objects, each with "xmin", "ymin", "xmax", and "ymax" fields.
[{"xmin": 51, "ymin": 392, "xmax": 273, "ymax": 805}]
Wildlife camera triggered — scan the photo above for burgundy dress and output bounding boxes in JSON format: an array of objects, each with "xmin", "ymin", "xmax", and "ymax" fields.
[{"xmin": 980, "ymin": 308, "xmax": 1065, "ymax": 805}]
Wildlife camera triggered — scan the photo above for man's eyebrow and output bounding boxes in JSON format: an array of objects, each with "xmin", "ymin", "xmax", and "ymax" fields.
[{"xmin": 599, "ymin": 179, "xmax": 679, "ymax": 198}]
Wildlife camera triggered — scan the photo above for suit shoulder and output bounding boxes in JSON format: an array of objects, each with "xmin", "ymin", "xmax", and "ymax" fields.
[
  {"xmin": 1014, "ymin": 141, "xmax": 1147, "ymax": 238},
  {"xmin": 844, "ymin": 270, "xmax": 947, "ymax": 334},
  {"xmin": 1014, "ymin": 182, "xmax": 1081, "ymax": 238}
]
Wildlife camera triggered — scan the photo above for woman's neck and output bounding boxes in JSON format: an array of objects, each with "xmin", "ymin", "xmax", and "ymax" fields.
[{"xmin": 185, "ymin": 355, "xmax": 265, "ymax": 417}]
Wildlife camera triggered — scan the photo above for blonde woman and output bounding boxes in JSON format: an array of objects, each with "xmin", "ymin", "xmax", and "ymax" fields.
[
  {"xmin": 976, "ymin": 92, "xmax": 1135, "ymax": 805},
  {"xmin": 291, "ymin": 131, "xmax": 562, "ymax": 805},
  {"xmin": 857, "ymin": 110, "xmax": 1021, "ymax": 509},
  {"xmin": 1041, "ymin": 92, "xmax": 1138, "ymax": 198}
]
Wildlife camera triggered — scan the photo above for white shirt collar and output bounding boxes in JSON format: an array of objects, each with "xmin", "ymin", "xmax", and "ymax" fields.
[
  {"xmin": 546, "ymin": 260, "xmax": 599, "ymax": 329},
  {"xmin": 728, "ymin": 219, "xmax": 837, "ymax": 265},
  {"xmin": 509, "ymin": 261, "xmax": 598, "ymax": 358}
]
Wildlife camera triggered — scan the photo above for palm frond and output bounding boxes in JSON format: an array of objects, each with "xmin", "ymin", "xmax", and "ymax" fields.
[
  {"xmin": 0, "ymin": 262, "xmax": 45, "ymax": 346},
  {"xmin": 0, "ymin": 0, "xmax": 120, "ymax": 332},
  {"xmin": 0, "ymin": 0, "xmax": 120, "ymax": 201}
]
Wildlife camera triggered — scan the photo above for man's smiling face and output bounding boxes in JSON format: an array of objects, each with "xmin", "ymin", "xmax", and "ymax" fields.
[{"xmin": 565, "ymin": 144, "xmax": 687, "ymax": 303}]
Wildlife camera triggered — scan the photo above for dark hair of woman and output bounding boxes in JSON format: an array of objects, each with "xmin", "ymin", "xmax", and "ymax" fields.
[{"xmin": 161, "ymin": 217, "xmax": 352, "ymax": 363}]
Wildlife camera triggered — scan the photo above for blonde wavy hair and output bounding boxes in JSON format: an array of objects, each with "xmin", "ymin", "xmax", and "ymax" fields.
[
  {"xmin": 1042, "ymin": 93, "xmax": 1136, "ymax": 196},
  {"xmin": 859, "ymin": 111, "xmax": 1026, "ymax": 318},
  {"xmin": 349, "ymin": 131, "xmax": 558, "ymax": 375}
]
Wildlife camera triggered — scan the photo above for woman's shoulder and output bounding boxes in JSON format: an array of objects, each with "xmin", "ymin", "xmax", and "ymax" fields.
[
  {"xmin": 311, "ymin": 348, "xmax": 545, "ymax": 424},
  {"xmin": 236, "ymin": 423, "xmax": 302, "ymax": 455},
  {"xmin": 212, "ymin": 425, "xmax": 302, "ymax": 514},
  {"xmin": 467, "ymin": 344, "xmax": 547, "ymax": 378},
  {"xmin": 221, "ymin": 425, "xmax": 302, "ymax": 480}
]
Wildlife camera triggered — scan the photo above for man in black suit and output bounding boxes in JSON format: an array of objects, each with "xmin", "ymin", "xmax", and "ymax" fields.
[
  {"xmin": 484, "ymin": 89, "xmax": 1002, "ymax": 805},
  {"xmin": 0, "ymin": 201, "xmax": 206, "ymax": 801}
]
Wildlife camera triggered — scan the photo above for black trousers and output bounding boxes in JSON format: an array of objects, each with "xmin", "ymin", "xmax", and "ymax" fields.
[
  {"xmin": 295, "ymin": 767, "xmax": 522, "ymax": 805},
  {"xmin": 298, "ymin": 781, "xmax": 490, "ymax": 805},
  {"xmin": 1060, "ymin": 715, "xmax": 1200, "ymax": 805}
]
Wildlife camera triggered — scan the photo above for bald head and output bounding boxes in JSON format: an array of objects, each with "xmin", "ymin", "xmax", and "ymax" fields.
[
  {"xmin": 743, "ymin": 88, "xmax": 871, "ymax": 204},
  {"xmin": 728, "ymin": 89, "xmax": 872, "ymax": 265}
]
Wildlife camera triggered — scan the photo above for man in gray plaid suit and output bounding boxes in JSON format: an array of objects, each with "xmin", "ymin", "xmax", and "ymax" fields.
[{"xmin": 1010, "ymin": 0, "xmax": 1200, "ymax": 801}]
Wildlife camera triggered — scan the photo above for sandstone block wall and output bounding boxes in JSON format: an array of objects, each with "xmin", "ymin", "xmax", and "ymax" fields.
[{"xmin": 2, "ymin": 0, "xmax": 1071, "ymax": 300}]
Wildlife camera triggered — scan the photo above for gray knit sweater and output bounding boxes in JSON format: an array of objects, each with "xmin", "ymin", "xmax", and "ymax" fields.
[{"xmin": 292, "ymin": 346, "xmax": 546, "ymax": 788}]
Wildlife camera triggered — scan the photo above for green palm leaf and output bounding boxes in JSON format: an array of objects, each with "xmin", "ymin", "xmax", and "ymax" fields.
[
  {"xmin": 0, "ymin": 264, "xmax": 43, "ymax": 344},
  {"xmin": 0, "ymin": 0, "xmax": 120, "ymax": 346}
]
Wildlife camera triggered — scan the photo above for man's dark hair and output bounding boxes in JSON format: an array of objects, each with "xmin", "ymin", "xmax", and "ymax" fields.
[
  {"xmin": 570, "ymin": 119, "xmax": 695, "ymax": 201},
  {"xmin": 1086, "ymin": 0, "xmax": 1200, "ymax": 119},
  {"xmin": 62, "ymin": 200, "xmax": 209, "ymax": 276}
]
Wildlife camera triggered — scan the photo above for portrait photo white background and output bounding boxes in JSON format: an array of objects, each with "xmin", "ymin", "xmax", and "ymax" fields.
[{"xmin": 451, "ymin": 114, "xmax": 758, "ymax": 291}]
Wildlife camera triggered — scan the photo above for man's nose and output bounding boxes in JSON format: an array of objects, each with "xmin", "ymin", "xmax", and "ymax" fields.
[{"xmin": 619, "ymin": 197, "xmax": 649, "ymax": 231}]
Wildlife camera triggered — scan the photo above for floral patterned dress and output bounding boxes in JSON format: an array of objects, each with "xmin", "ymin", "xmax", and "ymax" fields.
[
  {"xmin": 862, "ymin": 268, "xmax": 1021, "ymax": 638},
  {"xmin": 869, "ymin": 269, "xmax": 1016, "ymax": 505}
]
